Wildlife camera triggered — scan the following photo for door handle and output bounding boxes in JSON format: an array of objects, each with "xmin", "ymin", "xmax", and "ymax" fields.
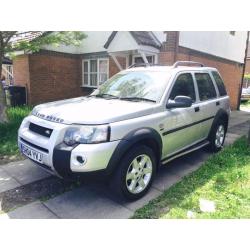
[
  {"xmin": 216, "ymin": 101, "xmax": 220, "ymax": 106},
  {"xmin": 194, "ymin": 107, "xmax": 200, "ymax": 112}
]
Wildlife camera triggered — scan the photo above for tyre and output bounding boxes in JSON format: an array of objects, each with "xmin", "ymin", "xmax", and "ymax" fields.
[
  {"xmin": 110, "ymin": 145, "xmax": 156, "ymax": 200},
  {"xmin": 208, "ymin": 119, "xmax": 226, "ymax": 152}
]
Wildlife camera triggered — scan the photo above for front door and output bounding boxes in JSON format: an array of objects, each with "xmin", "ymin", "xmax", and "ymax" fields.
[{"xmin": 161, "ymin": 72, "xmax": 203, "ymax": 157}]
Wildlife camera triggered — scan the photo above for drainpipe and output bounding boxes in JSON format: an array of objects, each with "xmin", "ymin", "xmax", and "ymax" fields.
[
  {"xmin": 174, "ymin": 31, "xmax": 180, "ymax": 63},
  {"xmin": 237, "ymin": 31, "xmax": 249, "ymax": 110}
]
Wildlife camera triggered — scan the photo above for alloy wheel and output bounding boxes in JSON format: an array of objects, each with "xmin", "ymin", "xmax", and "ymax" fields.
[
  {"xmin": 215, "ymin": 125, "xmax": 225, "ymax": 148},
  {"xmin": 125, "ymin": 154, "xmax": 153, "ymax": 194}
]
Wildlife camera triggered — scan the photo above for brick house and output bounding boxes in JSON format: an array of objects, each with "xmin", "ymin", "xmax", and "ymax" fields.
[
  {"xmin": 243, "ymin": 43, "xmax": 250, "ymax": 88},
  {"xmin": 12, "ymin": 31, "xmax": 248, "ymax": 109}
]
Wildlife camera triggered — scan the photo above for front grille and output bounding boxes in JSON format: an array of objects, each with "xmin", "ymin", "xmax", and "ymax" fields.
[
  {"xmin": 29, "ymin": 122, "xmax": 53, "ymax": 138},
  {"xmin": 20, "ymin": 137, "xmax": 49, "ymax": 153}
]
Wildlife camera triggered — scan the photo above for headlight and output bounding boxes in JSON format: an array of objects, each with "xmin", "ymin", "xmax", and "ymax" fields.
[{"xmin": 63, "ymin": 125, "xmax": 110, "ymax": 145}]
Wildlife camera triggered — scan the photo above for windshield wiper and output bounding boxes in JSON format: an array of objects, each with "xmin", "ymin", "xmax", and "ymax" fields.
[
  {"xmin": 90, "ymin": 94, "xmax": 156, "ymax": 103},
  {"xmin": 90, "ymin": 94, "xmax": 119, "ymax": 99},
  {"xmin": 120, "ymin": 97, "xmax": 156, "ymax": 103}
]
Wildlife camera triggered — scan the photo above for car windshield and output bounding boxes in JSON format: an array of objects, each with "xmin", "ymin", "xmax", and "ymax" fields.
[{"xmin": 92, "ymin": 71, "xmax": 171, "ymax": 103}]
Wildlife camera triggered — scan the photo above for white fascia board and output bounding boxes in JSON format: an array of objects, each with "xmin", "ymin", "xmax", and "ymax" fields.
[{"xmin": 7, "ymin": 50, "xmax": 27, "ymax": 57}]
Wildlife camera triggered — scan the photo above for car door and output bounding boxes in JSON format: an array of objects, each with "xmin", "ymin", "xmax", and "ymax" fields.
[
  {"xmin": 161, "ymin": 72, "xmax": 203, "ymax": 157},
  {"xmin": 193, "ymin": 71, "xmax": 220, "ymax": 139}
]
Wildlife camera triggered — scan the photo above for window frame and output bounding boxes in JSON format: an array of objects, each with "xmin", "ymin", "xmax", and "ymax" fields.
[
  {"xmin": 167, "ymin": 71, "xmax": 198, "ymax": 104},
  {"xmin": 194, "ymin": 71, "xmax": 218, "ymax": 102},
  {"xmin": 210, "ymin": 71, "xmax": 227, "ymax": 97},
  {"xmin": 132, "ymin": 54, "xmax": 158, "ymax": 64},
  {"xmin": 82, "ymin": 58, "xmax": 109, "ymax": 88}
]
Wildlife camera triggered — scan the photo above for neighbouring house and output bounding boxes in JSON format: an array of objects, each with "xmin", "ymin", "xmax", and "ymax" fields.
[{"xmin": 11, "ymin": 31, "xmax": 248, "ymax": 110}]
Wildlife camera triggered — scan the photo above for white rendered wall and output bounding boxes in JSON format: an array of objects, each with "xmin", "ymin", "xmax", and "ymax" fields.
[
  {"xmin": 107, "ymin": 31, "xmax": 139, "ymax": 53},
  {"xmin": 179, "ymin": 31, "xmax": 247, "ymax": 63}
]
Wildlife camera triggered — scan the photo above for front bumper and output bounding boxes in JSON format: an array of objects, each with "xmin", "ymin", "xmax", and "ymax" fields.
[{"xmin": 18, "ymin": 115, "xmax": 120, "ymax": 178}]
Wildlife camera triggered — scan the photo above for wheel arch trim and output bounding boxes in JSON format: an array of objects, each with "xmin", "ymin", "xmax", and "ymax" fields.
[
  {"xmin": 106, "ymin": 127, "xmax": 162, "ymax": 175},
  {"xmin": 208, "ymin": 108, "xmax": 229, "ymax": 140}
]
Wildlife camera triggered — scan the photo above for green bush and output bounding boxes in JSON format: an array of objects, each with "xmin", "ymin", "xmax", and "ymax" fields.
[
  {"xmin": 0, "ymin": 106, "xmax": 32, "ymax": 156},
  {"xmin": 6, "ymin": 106, "xmax": 32, "ymax": 123}
]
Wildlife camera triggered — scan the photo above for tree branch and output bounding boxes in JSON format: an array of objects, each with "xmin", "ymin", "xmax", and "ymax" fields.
[{"xmin": 3, "ymin": 31, "xmax": 17, "ymax": 48}]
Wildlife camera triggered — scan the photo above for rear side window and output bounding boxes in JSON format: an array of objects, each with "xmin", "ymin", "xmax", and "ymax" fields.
[
  {"xmin": 195, "ymin": 73, "xmax": 217, "ymax": 101},
  {"xmin": 169, "ymin": 73, "xmax": 196, "ymax": 102},
  {"xmin": 212, "ymin": 71, "xmax": 227, "ymax": 96}
]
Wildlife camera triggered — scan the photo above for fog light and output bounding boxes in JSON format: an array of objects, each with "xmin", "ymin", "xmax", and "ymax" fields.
[
  {"xmin": 76, "ymin": 156, "xmax": 85, "ymax": 164},
  {"xmin": 71, "ymin": 153, "xmax": 87, "ymax": 169}
]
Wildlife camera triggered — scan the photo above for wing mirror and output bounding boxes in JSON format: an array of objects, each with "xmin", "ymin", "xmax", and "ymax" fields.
[{"xmin": 166, "ymin": 96, "xmax": 193, "ymax": 109}]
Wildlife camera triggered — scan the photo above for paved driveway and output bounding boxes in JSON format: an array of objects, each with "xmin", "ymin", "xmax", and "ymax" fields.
[{"xmin": 0, "ymin": 111, "xmax": 249, "ymax": 219}]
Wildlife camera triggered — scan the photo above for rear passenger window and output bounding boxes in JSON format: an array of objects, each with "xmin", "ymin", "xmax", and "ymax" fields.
[
  {"xmin": 169, "ymin": 73, "xmax": 196, "ymax": 102},
  {"xmin": 212, "ymin": 71, "xmax": 227, "ymax": 96},
  {"xmin": 195, "ymin": 73, "xmax": 217, "ymax": 101}
]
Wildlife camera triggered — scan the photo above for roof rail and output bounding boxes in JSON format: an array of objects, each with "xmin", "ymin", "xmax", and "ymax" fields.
[
  {"xmin": 128, "ymin": 63, "xmax": 162, "ymax": 69},
  {"xmin": 172, "ymin": 61, "xmax": 204, "ymax": 68}
]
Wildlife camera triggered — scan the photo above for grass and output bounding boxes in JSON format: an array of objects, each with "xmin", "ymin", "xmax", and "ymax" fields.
[
  {"xmin": 241, "ymin": 100, "xmax": 250, "ymax": 109},
  {"xmin": 0, "ymin": 106, "xmax": 31, "ymax": 158},
  {"xmin": 132, "ymin": 137, "xmax": 250, "ymax": 219}
]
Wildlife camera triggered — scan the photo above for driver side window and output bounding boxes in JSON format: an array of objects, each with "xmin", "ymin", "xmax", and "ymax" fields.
[{"xmin": 169, "ymin": 73, "xmax": 196, "ymax": 102}]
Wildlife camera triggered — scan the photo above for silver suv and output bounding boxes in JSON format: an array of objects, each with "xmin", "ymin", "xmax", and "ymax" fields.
[{"xmin": 18, "ymin": 61, "xmax": 230, "ymax": 200}]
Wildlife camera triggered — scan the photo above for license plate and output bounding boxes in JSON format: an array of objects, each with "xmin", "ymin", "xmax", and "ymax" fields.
[{"xmin": 20, "ymin": 143, "xmax": 43, "ymax": 163}]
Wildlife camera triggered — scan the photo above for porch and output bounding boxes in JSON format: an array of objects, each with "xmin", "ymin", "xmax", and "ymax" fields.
[{"xmin": 104, "ymin": 31, "xmax": 162, "ymax": 70}]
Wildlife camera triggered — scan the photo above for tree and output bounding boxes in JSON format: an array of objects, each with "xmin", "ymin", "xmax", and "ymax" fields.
[{"xmin": 0, "ymin": 31, "xmax": 86, "ymax": 123}]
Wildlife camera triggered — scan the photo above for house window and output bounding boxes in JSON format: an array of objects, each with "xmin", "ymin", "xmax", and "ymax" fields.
[
  {"xmin": 82, "ymin": 58, "xmax": 109, "ymax": 87},
  {"xmin": 133, "ymin": 55, "xmax": 156, "ymax": 64}
]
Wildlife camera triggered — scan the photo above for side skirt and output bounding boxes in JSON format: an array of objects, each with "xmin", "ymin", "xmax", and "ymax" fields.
[{"xmin": 161, "ymin": 140, "xmax": 210, "ymax": 165}]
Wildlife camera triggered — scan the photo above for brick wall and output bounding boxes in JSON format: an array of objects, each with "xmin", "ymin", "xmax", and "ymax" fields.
[
  {"xmin": 109, "ymin": 56, "xmax": 126, "ymax": 77},
  {"xmin": 13, "ymin": 52, "xmax": 92, "ymax": 105},
  {"xmin": 12, "ymin": 55, "xmax": 30, "ymax": 87},
  {"xmin": 12, "ymin": 55, "xmax": 31, "ymax": 103},
  {"xmin": 161, "ymin": 31, "xmax": 178, "ymax": 52},
  {"xmin": 245, "ymin": 58, "xmax": 250, "ymax": 75},
  {"xmin": 29, "ymin": 54, "xmax": 80, "ymax": 105},
  {"xmin": 158, "ymin": 51, "xmax": 175, "ymax": 65}
]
